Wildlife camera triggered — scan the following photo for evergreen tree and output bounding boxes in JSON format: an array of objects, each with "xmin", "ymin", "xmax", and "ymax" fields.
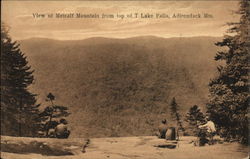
[
  {"xmin": 1, "ymin": 23, "xmax": 40, "ymax": 136},
  {"xmin": 39, "ymin": 93, "xmax": 70, "ymax": 137},
  {"xmin": 170, "ymin": 97, "xmax": 185, "ymax": 132},
  {"xmin": 186, "ymin": 105, "xmax": 205, "ymax": 135},
  {"xmin": 207, "ymin": 0, "xmax": 249, "ymax": 144}
]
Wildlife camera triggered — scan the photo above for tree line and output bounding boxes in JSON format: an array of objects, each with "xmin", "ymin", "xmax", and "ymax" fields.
[
  {"xmin": 1, "ymin": 24, "xmax": 70, "ymax": 137},
  {"xmin": 169, "ymin": 0, "xmax": 249, "ymax": 144}
]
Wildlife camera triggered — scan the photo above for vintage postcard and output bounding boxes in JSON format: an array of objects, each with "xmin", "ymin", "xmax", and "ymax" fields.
[{"xmin": 1, "ymin": 0, "xmax": 249, "ymax": 159}]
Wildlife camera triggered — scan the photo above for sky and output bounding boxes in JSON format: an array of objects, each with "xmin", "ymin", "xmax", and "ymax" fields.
[{"xmin": 2, "ymin": 1, "xmax": 240, "ymax": 40}]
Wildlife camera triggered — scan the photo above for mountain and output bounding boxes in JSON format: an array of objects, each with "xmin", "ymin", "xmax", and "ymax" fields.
[{"xmin": 19, "ymin": 36, "xmax": 221, "ymax": 137}]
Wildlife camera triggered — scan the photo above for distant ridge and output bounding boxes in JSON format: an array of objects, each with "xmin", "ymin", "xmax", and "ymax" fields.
[{"xmin": 20, "ymin": 35, "xmax": 221, "ymax": 43}]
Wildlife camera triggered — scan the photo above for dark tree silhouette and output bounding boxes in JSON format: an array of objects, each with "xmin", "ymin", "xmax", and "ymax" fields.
[
  {"xmin": 170, "ymin": 97, "xmax": 185, "ymax": 132},
  {"xmin": 186, "ymin": 105, "xmax": 205, "ymax": 136},
  {"xmin": 207, "ymin": 0, "xmax": 249, "ymax": 144},
  {"xmin": 39, "ymin": 93, "xmax": 70, "ymax": 137},
  {"xmin": 1, "ymin": 23, "xmax": 40, "ymax": 136}
]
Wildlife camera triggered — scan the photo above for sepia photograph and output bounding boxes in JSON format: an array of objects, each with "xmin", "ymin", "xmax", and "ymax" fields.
[{"xmin": 1, "ymin": 0, "xmax": 249, "ymax": 159}]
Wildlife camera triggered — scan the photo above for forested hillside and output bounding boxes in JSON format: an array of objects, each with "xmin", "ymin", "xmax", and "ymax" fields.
[{"xmin": 19, "ymin": 36, "xmax": 221, "ymax": 137}]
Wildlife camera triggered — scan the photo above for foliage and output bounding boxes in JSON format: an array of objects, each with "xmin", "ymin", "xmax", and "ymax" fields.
[
  {"xmin": 170, "ymin": 97, "xmax": 185, "ymax": 132},
  {"xmin": 1, "ymin": 23, "xmax": 40, "ymax": 136},
  {"xmin": 39, "ymin": 93, "xmax": 70, "ymax": 137},
  {"xmin": 207, "ymin": 0, "xmax": 249, "ymax": 144},
  {"xmin": 19, "ymin": 36, "xmax": 219, "ymax": 137},
  {"xmin": 47, "ymin": 92, "xmax": 55, "ymax": 101},
  {"xmin": 185, "ymin": 105, "xmax": 205, "ymax": 136}
]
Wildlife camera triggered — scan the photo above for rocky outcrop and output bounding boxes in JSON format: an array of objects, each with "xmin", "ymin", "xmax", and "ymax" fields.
[{"xmin": 1, "ymin": 136, "xmax": 88, "ymax": 156}]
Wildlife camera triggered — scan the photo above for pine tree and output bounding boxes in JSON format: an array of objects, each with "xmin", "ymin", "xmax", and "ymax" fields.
[
  {"xmin": 39, "ymin": 93, "xmax": 70, "ymax": 137},
  {"xmin": 1, "ymin": 23, "xmax": 40, "ymax": 136},
  {"xmin": 170, "ymin": 97, "xmax": 185, "ymax": 132},
  {"xmin": 207, "ymin": 0, "xmax": 249, "ymax": 144},
  {"xmin": 186, "ymin": 105, "xmax": 205, "ymax": 136}
]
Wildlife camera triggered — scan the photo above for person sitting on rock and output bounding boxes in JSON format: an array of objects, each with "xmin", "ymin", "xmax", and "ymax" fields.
[
  {"xmin": 199, "ymin": 117, "xmax": 216, "ymax": 134},
  {"xmin": 158, "ymin": 119, "xmax": 168, "ymax": 139},
  {"xmin": 55, "ymin": 118, "xmax": 70, "ymax": 139}
]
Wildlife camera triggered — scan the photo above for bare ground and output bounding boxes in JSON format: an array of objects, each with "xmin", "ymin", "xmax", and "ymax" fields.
[{"xmin": 1, "ymin": 136, "xmax": 249, "ymax": 159}]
